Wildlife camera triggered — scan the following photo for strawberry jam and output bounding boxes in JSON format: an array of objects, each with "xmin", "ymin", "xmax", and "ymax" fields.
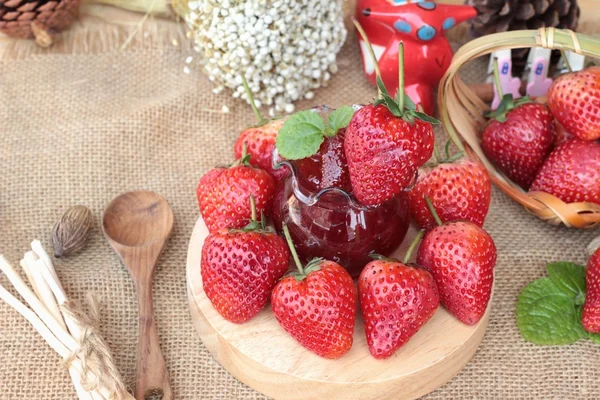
[{"xmin": 272, "ymin": 132, "xmax": 410, "ymax": 277}]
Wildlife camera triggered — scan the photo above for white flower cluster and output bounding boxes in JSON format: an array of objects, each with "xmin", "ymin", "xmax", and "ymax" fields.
[{"xmin": 183, "ymin": 0, "xmax": 347, "ymax": 115}]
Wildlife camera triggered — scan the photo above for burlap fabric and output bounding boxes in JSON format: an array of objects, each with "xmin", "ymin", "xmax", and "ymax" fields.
[{"xmin": 0, "ymin": 6, "xmax": 599, "ymax": 399}]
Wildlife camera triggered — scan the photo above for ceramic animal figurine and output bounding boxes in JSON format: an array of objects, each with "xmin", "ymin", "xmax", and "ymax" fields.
[{"xmin": 356, "ymin": 0, "xmax": 477, "ymax": 115}]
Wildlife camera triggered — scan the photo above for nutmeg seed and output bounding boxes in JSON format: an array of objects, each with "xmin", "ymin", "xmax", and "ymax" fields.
[{"xmin": 52, "ymin": 206, "xmax": 93, "ymax": 258}]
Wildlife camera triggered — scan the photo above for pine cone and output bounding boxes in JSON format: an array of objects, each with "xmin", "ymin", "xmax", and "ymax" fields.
[
  {"xmin": 466, "ymin": 0, "xmax": 580, "ymax": 74},
  {"xmin": 0, "ymin": 0, "xmax": 80, "ymax": 47}
]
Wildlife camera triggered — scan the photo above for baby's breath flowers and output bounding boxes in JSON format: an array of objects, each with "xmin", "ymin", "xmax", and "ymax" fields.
[{"xmin": 183, "ymin": 0, "xmax": 347, "ymax": 115}]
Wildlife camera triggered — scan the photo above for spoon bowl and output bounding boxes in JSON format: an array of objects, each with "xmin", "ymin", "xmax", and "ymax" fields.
[
  {"xmin": 103, "ymin": 190, "xmax": 174, "ymax": 400},
  {"xmin": 103, "ymin": 191, "xmax": 173, "ymax": 248}
]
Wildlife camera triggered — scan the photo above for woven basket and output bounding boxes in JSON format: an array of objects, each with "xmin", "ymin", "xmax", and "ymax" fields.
[{"xmin": 438, "ymin": 28, "xmax": 600, "ymax": 229}]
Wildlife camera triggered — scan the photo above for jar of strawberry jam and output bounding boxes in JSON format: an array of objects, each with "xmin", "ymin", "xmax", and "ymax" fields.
[{"xmin": 271, "ymin": 107, "xmax": 410, "ymax": 276}]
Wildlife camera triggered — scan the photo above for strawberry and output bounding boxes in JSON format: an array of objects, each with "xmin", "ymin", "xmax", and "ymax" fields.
[
  {"xmin": 481, "ymin": 102, "xmax": 555, "ymax": 190},
  {"xmin": 201, "ymin": 199, "xmax": 290, "ymax": 324},
  {"xmin": 196, "ymin": 151, "xmax": 275, "ymax": 233},
  {"xmin": 416, "ymin": 202, "xmax": 497, "ymax": 325},
  {"xmin": 343, "ymin": 37, "xmax": 437, "ymax": 206},
  {"xmin": 583, "ymin": 248, "xmax": 600, "ymax": 333},
  {"xmin": 530, "ymin": 139, "xmax": 600, "ymax": 205},
  {"xmin": 548, "ymin": 66, "xmax": 600, "ymax": 141},
  {"xmin": 345, "ymin": 104, "xmax": 435, "ymax": 206},
  {"xmin": 234, "ymin": 77, "xmax": 287, "ymax": 180},
  {"xmin": 408, "ymin": 144, "xmax": 491, "ymax": 230},
  {"xmin": 271, "ymin": 225, "xmax": 356, "ymax": 359},
  {"xmin": 358, "ymin": 232, "xmax": 439, "ymax": 359},
  {"xmin": 234, "ymin": 119, "xmax": 287, "ymax": 181}
]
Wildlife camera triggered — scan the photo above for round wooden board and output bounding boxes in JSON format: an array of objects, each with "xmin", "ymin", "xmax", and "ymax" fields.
[{"xmin": 187, "ymin": 217, "xmax": 491, "ymax": 400}]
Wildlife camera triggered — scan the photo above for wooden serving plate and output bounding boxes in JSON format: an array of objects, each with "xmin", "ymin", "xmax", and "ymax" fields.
[{"xmin": 187, "ymin": 218, "xmax": 491, "ymax": 400}]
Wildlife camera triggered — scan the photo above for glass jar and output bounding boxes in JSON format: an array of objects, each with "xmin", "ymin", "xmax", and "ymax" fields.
[{"xmin": 272, "ymin": 154, "xmax": 411, "ymax": 277}]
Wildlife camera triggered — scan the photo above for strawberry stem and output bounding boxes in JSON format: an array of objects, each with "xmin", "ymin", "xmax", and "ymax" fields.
[
  {"xmin": 282, "ymin": 224, "xmax": 304, "ymax": 275},
  {"xmin": 353, "ymin": 19, "xmax": 383, "ymax": 100},
  {"xmin": 403, "ymin": 230, "xmax": 425, "ymax": 264},
  {"xmin": 250, "ymin": 195, "xmax": 256, "ymax": 222},
  {"xmin": 492, "ymin": 58, "xmax": 504, "ymax": 100},
  {"xmin": 425, "ymin": 195, "xmax": 443, "ymax": 226},
  {"xmin": 560, "ymin": 50, "xmax": 573, "ymax": 73},
  {"xmin": 241, "ymin": 75, "xmax": 266, "ymax": 125},
  {"xmin": 397, "ymin": 41, "xmax": 405, "ymax": 111}
]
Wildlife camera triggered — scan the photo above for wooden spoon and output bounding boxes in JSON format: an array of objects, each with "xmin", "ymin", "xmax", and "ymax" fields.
[{"xmin": 102, "ymin": 191, "xmax": 174, "ymax": 400}]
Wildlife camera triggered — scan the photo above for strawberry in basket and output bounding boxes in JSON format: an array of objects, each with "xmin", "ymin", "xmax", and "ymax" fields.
[
  {"xmin": 548, "ymin": 66, "xmax": 600, "ymax": 141},
  {"xmin": 530, "ymin": 139, "xmax": 600, "ymax": 205},
  {"xmin": 480, "ymin": 61, "xmax": 555, "ymax": 190}
]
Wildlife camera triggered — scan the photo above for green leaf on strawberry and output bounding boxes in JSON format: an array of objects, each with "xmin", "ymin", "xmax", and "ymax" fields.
[
  {"xmin": 517, "ymin": 277, "xmax": 587, "ymax": 345},
  {"xmin": 276, "ymin": 106, "xmax": 354, "ymax": 160}
]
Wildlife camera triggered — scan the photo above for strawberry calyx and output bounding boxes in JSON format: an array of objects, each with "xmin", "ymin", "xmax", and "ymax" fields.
[
  {"xmin": 281, "ymin": 224, "xmax": 324, "ymax": 281},
  {"xmin": 485, "ymin": 94, "xmax": 533, "ymax": 123},
  {"xmin": 370, "ymin": 253, "xmax": 400, "ymax": 263},
  {"xmin": 231, "ymin": 196, "xmax": 273, "ymax": 234},
  {"xmin": 486, "ymin": 58, "xmax": 533, "ymax": 123},
  {"xmin": 231, "ymin": 142, "xmax": 253, "ymax": 168},
  {"xmin": 427, "ymin": 140, "xmax": 464, "ymax": 167}
]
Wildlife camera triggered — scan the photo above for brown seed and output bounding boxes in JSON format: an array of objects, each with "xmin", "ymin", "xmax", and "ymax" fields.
[{"xmin": 51, "ymin": 205, "xmax": 93, "ymax": 258}]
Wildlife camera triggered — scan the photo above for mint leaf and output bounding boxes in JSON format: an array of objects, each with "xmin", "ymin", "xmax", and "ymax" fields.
[
  {"xmin": 328, "ymin": 106, "xmax": 354, "ymax": 132},
  {"xmin": 590, "ymin": 333, "xmax": 600, "ymax": 345},
  {"xmin": 516, "ymin": 277, "xmax": 587, "ymax": 345},
  {"xmin": 276, "ymin": 110, "xmax": 326, "ymax": 160},
  {"xmin": 547, "ymin": 262, "xmax": 586, "ymax": 303}
]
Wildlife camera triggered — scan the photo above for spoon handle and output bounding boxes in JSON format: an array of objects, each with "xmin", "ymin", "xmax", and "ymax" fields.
[{"xmin": 135, "ymin": 278, "xmax": 173, "ymax": 400}]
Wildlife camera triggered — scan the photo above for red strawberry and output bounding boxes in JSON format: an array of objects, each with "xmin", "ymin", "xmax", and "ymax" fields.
[
  {"xmin": 530, "ymin": 139, "xmax": 600, "ymax": 205},
  {"xmin": 408, "ymin": 155, "xmax": 491, "ymax": 231},
  {"xmin": 345, "ymin": 103, "xmax": 435, "ymax": 206},
  {"xmin": 271, "ymin": 225, "xmax": 356, "ymax": 359},
  {"xmin": 416, "ymin": 216, "xmax": 497, "ymax": 326},
  {"xmin": 201, "ymin": 202, "xmax": 290, "ymax": 324},
  {"xmin": 548, "ymin": 66, "xmax": 600, "ymax": 141},
  {"xmin": 359, "ymin": 250, "xmax": 439, "ymax": 359},
  {"xmin": 583, "ymin": 248, "xmax": 600, "ymax": 333},
  {"xmin": 234, "ymin": 119, "xmax": 287, "ymax": 181},
  {"xmin": 481, "ymin": 102, "xmax": 555, "ymax": 190},
  {"xmin": 234, "ymin": 76, "xmax": 287, "ymax": 180},
  {"xmin": 343, "ymin": 39, "xmax": 436, "ymax": 206},
  {"xmin": 196, "ymin": 154, "xmax": 275, "ymax": 232}
]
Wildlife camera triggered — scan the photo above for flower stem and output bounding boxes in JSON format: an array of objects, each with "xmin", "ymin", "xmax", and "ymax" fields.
[
  {"xmin": 282, "ymin": 224, "xmax": 304, "ymax": 275},
  {"xmin": 425, "ymin": 196, "xmax": 443, "ymax": 226},
  {"xmin": 353, "ymin": 19, "xmax": 383, "ymax": 100},
  {"xmin": 241, "ymin": 75, "xmax": 266, "ymax": 125},
  {"xmin": 403, "ymin": 230, "xmax": 425, "ymax": 264},
  {"xmin": 397, "ymin": 41, "xmax": 405, "ymax": 111},
  {"xmin": 492, "ymin": 58, "xmax": 504, "ymax": 100}
]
